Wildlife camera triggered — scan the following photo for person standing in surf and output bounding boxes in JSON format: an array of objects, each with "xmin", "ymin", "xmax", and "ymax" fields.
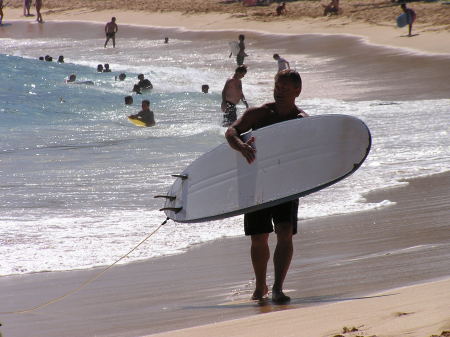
[
  {"xmin": 229, "ymin": 34, "xmax": 248, "ymax": 66},
  {"xmin": 225, "ymin": 69, "xmax": 308, "ymax": 304},
  {"xmin": 104, "ymin": 17, "xmax": 118, "ymax": 48},
  {"xmin": 273, "ymin": 53, "xmax": 290, "ymax": 73},
  {"xmin": 221, "ymin": 65, "xmax": 249, "ymax": 127}
]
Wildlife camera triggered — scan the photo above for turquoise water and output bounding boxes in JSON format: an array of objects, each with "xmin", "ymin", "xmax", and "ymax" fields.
[{"xmin": 1, "ymin": 22, "xmax": 449, "ymax": 275}]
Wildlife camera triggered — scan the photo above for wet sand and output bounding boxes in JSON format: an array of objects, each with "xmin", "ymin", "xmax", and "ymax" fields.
[{"xmin": 1, "ymin": 171, "xmax": 449, "ymax": 337}]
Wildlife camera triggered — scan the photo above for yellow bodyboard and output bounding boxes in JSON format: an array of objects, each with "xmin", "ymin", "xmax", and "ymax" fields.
[{"xmin": 128, "ymin": 117, "xmax": 147, "ymax": 127}]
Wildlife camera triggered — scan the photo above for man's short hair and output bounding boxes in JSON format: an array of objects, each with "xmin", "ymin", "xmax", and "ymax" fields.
[
  {"xmin": 235, "ymin": 65, "xmax": 248, "ymax": 75},
  {"xmin": 239, "ymin": 34, "xmax": 245, "ymax": 40},
  {"xmin": 273, "ymin": 53, "xmax": 280, "ymax": 59},
  {"xmin": 275, "ymin": 69, "xmax": 302, "ymax": 89},
  {"xmin": 142, "ymin": 99, "xmax": 150, "ymax": 106}
]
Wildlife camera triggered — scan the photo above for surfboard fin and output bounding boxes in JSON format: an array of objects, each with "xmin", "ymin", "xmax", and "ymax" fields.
[
  {"xmin": 159, "ymin": 207, "xmax": 183, "ymax": 213},
  {"xmin": 171, "ymin": 174, "xmax": 188, "ymax": 180},
  {"xmin": 154, "ymin": 195, "xmax": 176, "ymax": 201}
]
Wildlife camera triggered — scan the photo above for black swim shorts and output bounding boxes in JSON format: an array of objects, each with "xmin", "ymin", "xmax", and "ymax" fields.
[
  {"xmin": 236, "ymin": 54, "xmax": 245, "ymax": 66},
  {"xmin": 106, "ymin": 32, "xmax": 115, "ymax": 38},
  {"xmin": 244, "ymin": 199, "xmax": 299, "ymax": 236},
  {"xmin": 222, "ymin": 101, "xmax": 237, "ymax": 127}
]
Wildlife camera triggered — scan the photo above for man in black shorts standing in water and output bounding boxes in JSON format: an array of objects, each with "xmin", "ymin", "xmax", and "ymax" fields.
[
  {"xmin": 225, "ymin": 69, "xmax": 308, "ymax": 303},
  {"xmin": 221, "ymin": 65, "xmax": 249, "ymax": 127},
  {"xmin": 104, "ymin": 17, "xmax": 118, "ymax": 48}
]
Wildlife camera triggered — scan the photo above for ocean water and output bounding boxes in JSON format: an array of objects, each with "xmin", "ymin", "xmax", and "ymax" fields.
[{"xmin": 0, "ymin": 22, "xmax": 449, "ymax": 276}]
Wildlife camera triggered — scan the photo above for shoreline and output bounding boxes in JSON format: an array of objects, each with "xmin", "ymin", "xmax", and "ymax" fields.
[
  {"xmin": 1, "ymin": 171, "xmax": 449, "ymax": 337},
  {"xmin": 3, "ymin": 8, "xmax": 450, "ymax": 55}
]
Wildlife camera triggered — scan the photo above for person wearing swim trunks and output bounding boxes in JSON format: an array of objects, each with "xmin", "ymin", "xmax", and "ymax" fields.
[
  {"xmin": 221, "ymin": 65, "xmax": 249, "ymax": 127},
  {"xmin": 104, "ymin": 17, "xmax": 118, "ymax": 48},
  {"xmin": 225, "ymin": 69, "xmax": 309, "ymax": 304}
]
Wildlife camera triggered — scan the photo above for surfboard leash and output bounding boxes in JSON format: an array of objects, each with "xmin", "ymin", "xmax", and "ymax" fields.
[{"xmin": 0, "ymin": 217, "xmax": 170, "ymax": 315}]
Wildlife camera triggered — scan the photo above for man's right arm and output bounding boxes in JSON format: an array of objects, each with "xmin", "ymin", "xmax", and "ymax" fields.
[{"xmin": 225, "ymin": 107, "xmax": 264, "ymax": 164}]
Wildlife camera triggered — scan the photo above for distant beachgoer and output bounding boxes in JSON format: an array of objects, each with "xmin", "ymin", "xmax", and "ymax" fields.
[
  {"xmin": 57, "ymin": 55, "xmax": 64, "ymax": 63},
  {"xmin": 202, "ymin": 84, "xmax": 209, "ymax": 94},
  {"xmin": 124, "ymin": 95, "xmax": 133, "ymax": 105},
  {"xmin": 323, "ymin": 0, "xmax": 339, "ymax": 16},
  {"xmin": 221, "ymin": 65, "xmax": 248, "ymax": 127},
  {"xmin": 137, "ymin": 74, "xmax": 153, "ymax": 90},
  {"xmin": 23, "ymin": 0, "xmax": 31, "ymax": 16},
  {"xmin": 116, "ymin": 73, "xmax": 126, "ymax": 81},
  {"xmin": 97, "ymin": 64, "xmax": 104, "ymax": 72},
  {"xmin": 276, "ymin": 2, "xmax": 287, "ymax": 16},
  {"xmin": 66, "ymin": 74, "xmax": 94, "ymax": 85},
  {"xmin": 66, "ymin": 74, "xmax": 76, "ymax": 83},
  {"xmin": 229, "ymin": 34, "xmax": 248, "ymax": 66},
  {"xmin": 35, "ymin": 0, "xmax": 43, "ymax": 23},
  {"xmin": 0, "ymin": 0, "xmax": 5, "ymax": 25},
  {"xmin": 104, "ymin": 17, "xmax": 118, "ymax": 48},
  {"xmin": 401, "ymin": 3, "xmax": 416, "ymax": 37},
  {"xmin": 164, "ymin": 37, "xmax": 169, "ymax": 44},
  {"xmin": 273, "ymin": 54, "xmax": 290, "ymax": 73},
  {"xmin": 39, "ymin": 56, "xmax": 44, "ymax": 60},
  {"xmin": 44, "ymin": 55, "xmax": 52, "ymax": 62},
  {"xmin": 128, "ymin": 100, "xmax": 155, "ymax": 127},
  {"xmin": 132, "ymin": 84, "xmax": 142, "ymax": 94},
  {"xmin": 103, "ymin": 64, "xmax": 111, "ymax": 72}
]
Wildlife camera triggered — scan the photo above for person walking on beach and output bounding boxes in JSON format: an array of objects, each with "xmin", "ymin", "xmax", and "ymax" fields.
[
  {"xmin": 276, "ymin": 2, "xmax": 287, "ymax": 16},
  {"xmin": 225, "ymin": 69, "xmax": 308, "ymax": 304},
  {"xmin": 35, "ymin": 0, "xmax": 43, "ymax": 23},
  {"xmin": 23, "ymin": 0, "xmax": 31, "ymax": 16},
  {"xmin": 104, "ymin": 17, "xmax": 118, "ymax": 48},
  {"xmin": 0, "ymin": 0, "xmax": 5, "ymax": 25},
  {"xmin": 401, "ymin": 3, "xmax": 416, "ymax": 37},
  {"xmin": 273, "ymin": 54, "xmax": 290, "ymax": 73},
  {"xmin": 128, "ymin": 100, "xmax": 156, "ymax": 127},
  {"xmin": 229, "ymin": 34, "xmax": 248, "ymax": 66},
  {"xmin": 221, "ymin": 65, "xmax": 249, "ymax": 127}
]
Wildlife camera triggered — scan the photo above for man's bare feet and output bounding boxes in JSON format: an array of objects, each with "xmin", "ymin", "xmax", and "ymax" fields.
[
  {"xmin": 251, "ymin": 285, "xmax": 268, "ymax": 301},
  {"xmin": 272, "ymin": 288, "xmax": 290, "ymax": 304}
]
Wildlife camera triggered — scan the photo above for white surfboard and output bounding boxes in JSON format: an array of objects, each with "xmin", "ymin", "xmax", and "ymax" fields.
[
  {"xmin": 229, "ymin": 41, "xmax": 240, "ymax": 55},
  {"xmin": 159, "ymin": 114, "xmax": 371, "ymax": 223}
]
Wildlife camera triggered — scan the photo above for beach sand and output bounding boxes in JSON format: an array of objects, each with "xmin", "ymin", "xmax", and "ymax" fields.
[{"xmin": 1, "ymin": 5, "xmax": 450, "ymax": 337}]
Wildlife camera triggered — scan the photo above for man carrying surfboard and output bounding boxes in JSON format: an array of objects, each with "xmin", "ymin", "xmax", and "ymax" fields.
[
  {"xmin": 225, "ymin": 69, "xmax": 308, "ymax": 303},
  {"xmin": 221, "ymin": 65, "xmax": 249, "ymax": 127}
]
